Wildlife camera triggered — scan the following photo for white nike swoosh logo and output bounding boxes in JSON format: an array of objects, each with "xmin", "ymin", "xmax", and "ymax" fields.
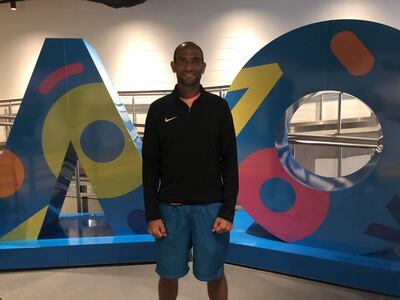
[{"xmin": 165, "ymin": 116, "xmax": 178, "ymax": 122}]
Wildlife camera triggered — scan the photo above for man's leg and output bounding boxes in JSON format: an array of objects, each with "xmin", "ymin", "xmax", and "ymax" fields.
[
  {"xmin": 207, "ymin": 274, "xmax": 228, "ymax": 300},
  {"xmin": 159, "ymin": 278, "xmax": 178, "ymax": 300},
  {"xmin": 190, "ymin": 203, "xmax": 230, "ymax": 299},
  {"xmin": 156, "ymin": 204, "xmax": 191, "ymax": 299}
]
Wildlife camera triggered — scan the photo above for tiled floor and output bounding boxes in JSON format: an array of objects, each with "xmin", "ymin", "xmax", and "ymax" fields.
[{"xmin": 0, "ymin": 263, "xmax": 397, "ymax": 300}]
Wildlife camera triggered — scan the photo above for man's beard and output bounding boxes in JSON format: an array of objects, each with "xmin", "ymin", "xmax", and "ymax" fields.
[{"xmin": 177, "ymin": 73, "xmax": 202, "ymax": 86}]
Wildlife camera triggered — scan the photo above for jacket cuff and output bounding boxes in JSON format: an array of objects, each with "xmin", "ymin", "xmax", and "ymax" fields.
[
  {"xmin": 145, "ymin": 207, "xmax": 161, "ymax": 223},
  {"xmin": 217, "ymin": 205, "xmax": 235, "ymax": 223}
]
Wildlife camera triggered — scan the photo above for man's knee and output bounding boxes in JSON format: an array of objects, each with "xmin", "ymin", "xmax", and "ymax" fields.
[
  {"xmin": 207, "ymin": 274, "xmax": 225, "ymax": 285},
  {"xmin": 159, "ymin": 278, "xmax": 179, "ymax": 285}
]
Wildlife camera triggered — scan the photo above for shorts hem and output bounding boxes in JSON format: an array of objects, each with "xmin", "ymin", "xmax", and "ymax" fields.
[
  {"xmin": 193, "ymin": 270, "xmax": 224, "ymax": 282},
  {"xmin": 156, "ymin": 268, "xmax": 190, "ymax": 280}
]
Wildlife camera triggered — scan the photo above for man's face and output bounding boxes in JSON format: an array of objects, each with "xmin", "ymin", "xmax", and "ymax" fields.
[{"xmin": 171, "ymin": 46, "xmax": 206, "ymax": 87}]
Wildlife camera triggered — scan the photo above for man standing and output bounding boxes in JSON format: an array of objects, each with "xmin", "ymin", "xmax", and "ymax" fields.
[{"xmin": 142, "ymin": 41, "xmax": 238, "ymax": 300}]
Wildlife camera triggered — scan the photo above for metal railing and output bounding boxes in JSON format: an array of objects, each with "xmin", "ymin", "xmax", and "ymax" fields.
[
  {"xmin": 288, "ymin": 133, "xmax": 383, "ymax": 152},
  {"xmin": 0, "ymin": 98, "xmax": 21, "ymax": 144}
]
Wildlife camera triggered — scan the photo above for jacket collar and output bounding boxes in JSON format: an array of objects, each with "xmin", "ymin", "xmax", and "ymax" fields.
[{"xmin": 171, "ymin": 85, "xmax": 205, "ymax": 102}]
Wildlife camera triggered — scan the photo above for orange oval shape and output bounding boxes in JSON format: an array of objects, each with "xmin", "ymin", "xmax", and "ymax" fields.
[
  {"xmin": 331, "ymin": 31, "xmax": 374, "ymax": 76},
  {"xmin": 0, "ymin": 150, "xmax": 25, "ymax": 198}
]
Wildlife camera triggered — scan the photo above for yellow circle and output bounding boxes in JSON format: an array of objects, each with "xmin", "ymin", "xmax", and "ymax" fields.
[{"xmin": 42, "ymin": 83, "xmax": 142, "ymax": 198}]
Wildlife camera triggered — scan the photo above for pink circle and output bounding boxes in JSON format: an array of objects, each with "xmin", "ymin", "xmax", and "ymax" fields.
[{"xmin": 238, "ymin": 148, "xmax": 330, "ymax": 242}]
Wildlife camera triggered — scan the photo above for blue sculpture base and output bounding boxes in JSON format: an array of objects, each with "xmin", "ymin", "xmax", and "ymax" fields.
[
  {"xmin": 227, "ymin": 211, "xmax": 400, "ymax": 297},
  {"xmin": 0, "ymin": 211, "xmax": 398, "ymax": 296}
]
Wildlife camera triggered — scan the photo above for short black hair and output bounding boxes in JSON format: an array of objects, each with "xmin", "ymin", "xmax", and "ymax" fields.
[{"xmin": 173, "ymin": 41, "xmax": 204, "ymax": 62}]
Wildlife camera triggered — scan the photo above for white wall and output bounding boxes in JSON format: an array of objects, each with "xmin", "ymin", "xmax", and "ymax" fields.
[{"xmin": 1, "ymin": 0, "xmax": 400, "ymax": 100}]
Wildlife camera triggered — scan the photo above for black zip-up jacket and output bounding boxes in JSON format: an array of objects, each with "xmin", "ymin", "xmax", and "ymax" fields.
[{"xmin": 142, "ymin": 85, "xmax": 238, "ymax": 223}]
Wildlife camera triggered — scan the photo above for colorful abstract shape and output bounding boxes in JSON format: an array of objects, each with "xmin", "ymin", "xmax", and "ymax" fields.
[
  {"xmin": 0, "ymin": 39, "xmax": 144, "ymax": 240},
  {"xmin": 227, "ymin": 20, "xmax": 400, "ymax": 254},
  {"xmin": 39, "ymin": 63, "xmax": 84, "ymax": 94},
  {"xmin": 330, "ymin": 31, "xmax": 374, "ymax": 76},
  {"xmin": 238, "ymin": 148, "xmax": 329, "ymax": 242},
  {"xmin": 80, "ymin": 120, "xmax": 125, "ymax": 163},
  {"xmin": 0, "ymin": 150, "xmax": 25, "ymax": 198},
  {"xmin": 42, "ymin": 83, "xmax": 142, "ymax": 199}
]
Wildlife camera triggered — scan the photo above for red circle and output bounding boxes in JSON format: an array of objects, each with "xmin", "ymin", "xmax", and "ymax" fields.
[{"xmin": 238, "ymin": 148, "xmax": 329, "ymax": 242}]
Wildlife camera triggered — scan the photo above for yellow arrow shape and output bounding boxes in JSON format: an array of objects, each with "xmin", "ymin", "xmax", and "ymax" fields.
[{"xmin": 229, "ymin": 63, "xmax": 283, "ymax": 136}]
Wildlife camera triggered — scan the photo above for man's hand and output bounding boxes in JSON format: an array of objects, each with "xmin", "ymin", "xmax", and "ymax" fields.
[
  {"xmin": 147, "ymin": 219, "xmax": 167, "ymax": 238},
  {"xmin": 212, "ymin": 217, "xmax": 233, "ymax": 233}
]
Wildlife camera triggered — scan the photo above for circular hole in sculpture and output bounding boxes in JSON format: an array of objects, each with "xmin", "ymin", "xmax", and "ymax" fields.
[{"xmin": 276, "ymin": 91, "xmax": 383, "ymax": 191}]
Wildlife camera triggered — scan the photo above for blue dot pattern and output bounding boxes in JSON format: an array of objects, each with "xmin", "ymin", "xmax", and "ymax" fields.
[
  {"xmin": 80, "ymin": 120, "xmax": 125, "ymax": 162},
  {"xmin": 260, "ymin": 178, "xmax": 295, "ymax": 213}
]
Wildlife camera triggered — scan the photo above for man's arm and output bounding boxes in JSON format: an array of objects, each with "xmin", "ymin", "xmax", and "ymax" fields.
[
  {"xmin": 217, "ymin": 101, "xmax": 239, "ymax": 225},
  {"xmin": 142, "ymin": 104, "xmax": 162, "ymax": 223}
]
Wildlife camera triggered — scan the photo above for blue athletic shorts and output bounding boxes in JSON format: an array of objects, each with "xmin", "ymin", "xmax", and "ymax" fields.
[{"xmin": 155, "ymin": 202, "xmax": 230, "ymax": 281}]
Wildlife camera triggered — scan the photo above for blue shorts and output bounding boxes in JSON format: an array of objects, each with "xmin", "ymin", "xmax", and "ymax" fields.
[{"xmin": 155, "ymin": 202, "xmax": 230, "ymax": 281}]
